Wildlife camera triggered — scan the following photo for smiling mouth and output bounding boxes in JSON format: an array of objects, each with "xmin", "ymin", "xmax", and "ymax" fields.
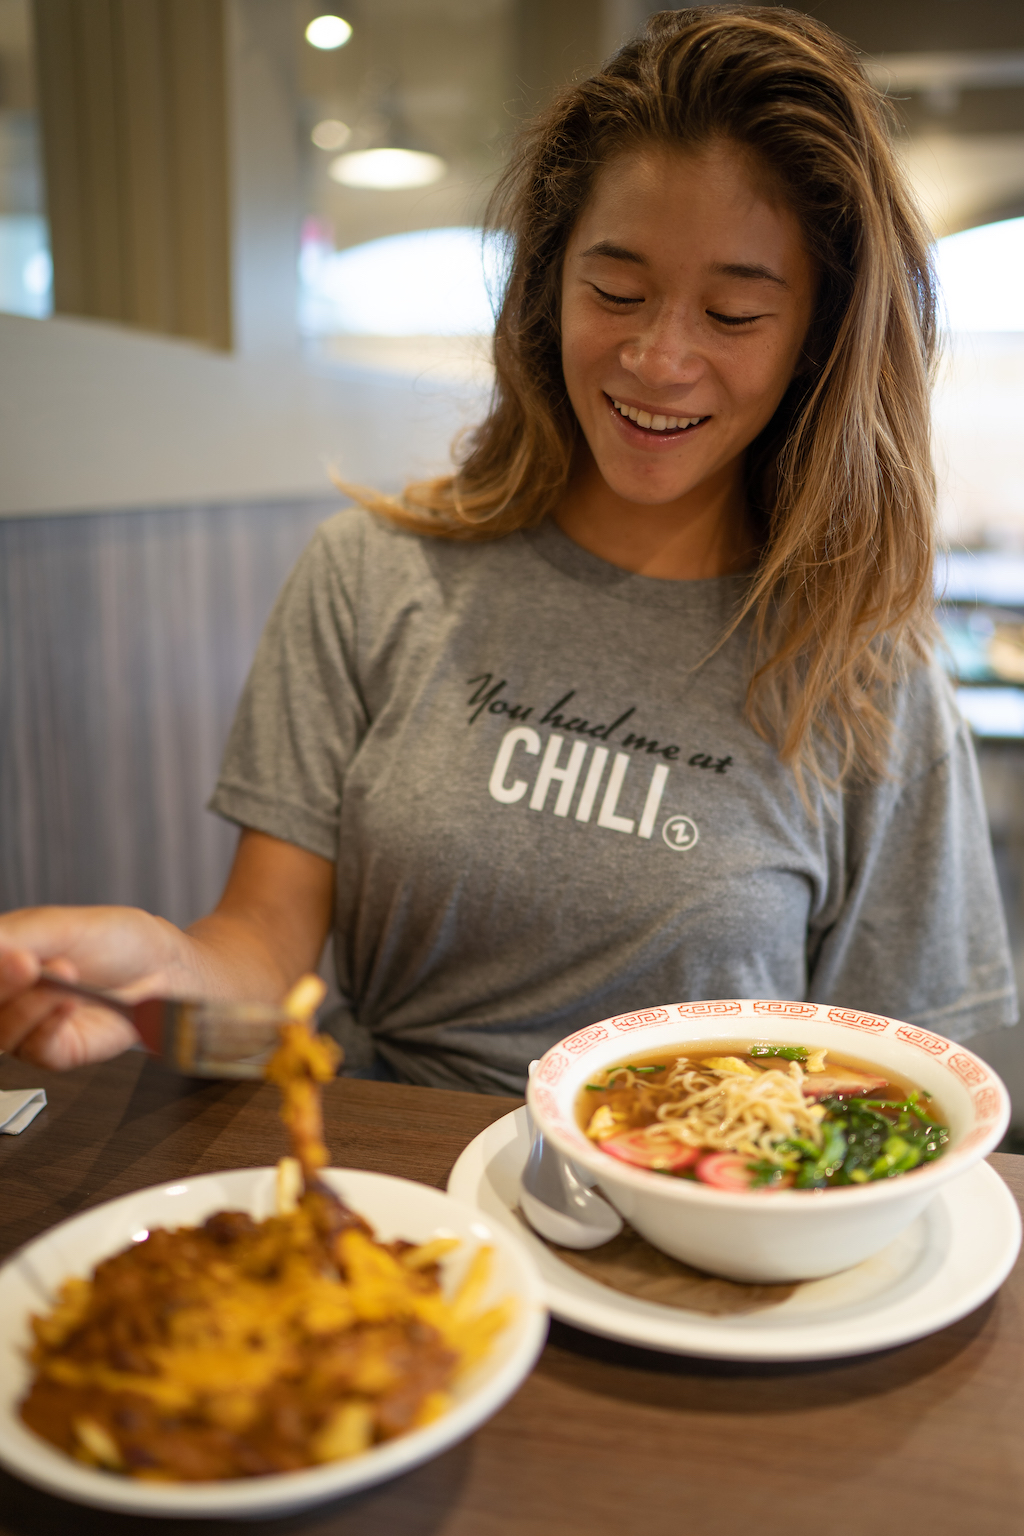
[{"xmin": 610, "ymin": 396, "xmax": 707, "ymax": 434}]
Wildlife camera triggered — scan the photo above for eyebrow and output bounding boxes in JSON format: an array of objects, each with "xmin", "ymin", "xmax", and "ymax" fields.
[
  {"xmin": 577, "ymin": 243, "xmax": 789, "ymax": 289},
  {"xmin": 577, "ymin": 240, "xmax": 647, "ymax": 265},
  {"xmin": 711, "ymin": 261, "xmax": 789, "ymax": 289}
]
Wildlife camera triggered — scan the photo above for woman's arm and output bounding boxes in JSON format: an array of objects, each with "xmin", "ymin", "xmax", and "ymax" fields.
[{"xmin": 0, "ymin": 830, "xmax": 335, "ymax": 1069}]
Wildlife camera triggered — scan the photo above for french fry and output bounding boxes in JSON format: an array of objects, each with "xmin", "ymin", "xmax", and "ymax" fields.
[
  {"xmin": 276, "ymin": 1155, "xmax": 303, "ymax": 1215},
  {"xmin": 282, "ymin": 973, "xmax": 327, "ymax": 1021}
]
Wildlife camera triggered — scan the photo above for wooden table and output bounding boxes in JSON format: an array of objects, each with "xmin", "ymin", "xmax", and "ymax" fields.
[{"xmin": 1, "ymin": 1051, "xmax": 1022, "ymax": 1536}]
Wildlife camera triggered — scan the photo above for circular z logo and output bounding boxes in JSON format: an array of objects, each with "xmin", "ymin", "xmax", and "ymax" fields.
[{"xmin": 662, "ymin": 814, "xmax": 699, "ymax": 851}]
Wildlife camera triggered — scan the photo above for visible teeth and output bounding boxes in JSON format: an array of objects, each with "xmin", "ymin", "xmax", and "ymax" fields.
[{"xmin": 611, "ymin": 400, "xmax": 704, "ymax": 431}]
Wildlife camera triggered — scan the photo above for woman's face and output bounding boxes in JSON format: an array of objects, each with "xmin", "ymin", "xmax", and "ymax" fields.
[{"xmin": 560, "ymin": 140, "xmax": 817, "ymax": 512}]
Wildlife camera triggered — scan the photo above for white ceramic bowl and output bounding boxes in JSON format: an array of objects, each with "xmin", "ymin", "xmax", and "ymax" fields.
[
  {"xmin": 527, "ymin": 999, "xmax": 1010, "ymax": 1283},
  {"xmin": 0, "ymin": 1168, "xmax": 548, "ymax": 1518}
]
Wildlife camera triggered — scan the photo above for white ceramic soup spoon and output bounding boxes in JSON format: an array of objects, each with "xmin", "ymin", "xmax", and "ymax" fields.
[{"xmin": 519, "ymin": 1065, "xmax": 623, "ymax": 1249}]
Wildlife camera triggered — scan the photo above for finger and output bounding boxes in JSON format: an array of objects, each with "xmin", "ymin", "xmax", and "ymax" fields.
[
  {"xmin": 37, "ymin": 955, "xmax": 80, "ymax": 984},
  {"xmin": 0, "ymin": 991, "xmax": 76, "ymax": 1056},
  {"xmin": 12, "ymin": 1003, "xmax": 138, "ymax": 1071},
  {"xmin": 0, "ymin": 958, "xmax": 88, "ymax": 1051},
  {"xmin": 0, "ymin": 946, "xmax": 42, "ymax": 1003},
  {"xmin": 0, "ymin": 905, "xmax": 174, "ymax": 998},
  {"xmin": 27, "ymin": 958, "xmax": 83, "ymax": 1012},
  {"xmin": 0, "ymin": 946, "xmax": 79, "ymax": 1000},
  {"xmin": 0, "ymin": 908, "xmax": 118, "ymax": 986}
]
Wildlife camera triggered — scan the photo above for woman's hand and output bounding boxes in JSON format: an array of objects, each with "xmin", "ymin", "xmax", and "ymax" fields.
[
  {"xmin": 0, "ymin": 905, "xmax": 186, "ymax": 1068},
  {"xmin": 0, "ymin": 830, "xmax": 335, "ymax": 1071}
]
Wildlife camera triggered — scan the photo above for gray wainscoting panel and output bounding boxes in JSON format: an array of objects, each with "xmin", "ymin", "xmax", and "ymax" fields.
[{"xmin": 0, "ymin": 496, "xmax": 337, "ymax": 927}]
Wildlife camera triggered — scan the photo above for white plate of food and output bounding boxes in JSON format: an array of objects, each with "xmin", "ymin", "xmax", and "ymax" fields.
[
  {"xmin": 0, "ymin": 1166, "xmax": 548, "ymax": 1519},
  {"xmin": 448, "ymin": 1105, "xmax": 1020, "ymax": 1361}
]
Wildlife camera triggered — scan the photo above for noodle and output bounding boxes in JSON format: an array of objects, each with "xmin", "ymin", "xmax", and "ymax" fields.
[
  {"xmin": 593, "ymin": 1059, "xmax": 824, "ymax": 1163},
  {"xmin": 652, "ymin": 1059, "xmax": 825, "ymax": 1160}
]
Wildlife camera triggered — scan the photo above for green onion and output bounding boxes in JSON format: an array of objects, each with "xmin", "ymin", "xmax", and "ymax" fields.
[
  {"xmin": 795, "ymin": 1119, "xmax": 848, "ymax": 1188},
  {"xmin": 747, "ymin": 1158, "xmax": 789, "ymax": 1188},
  {"xmin": 749, "ymin": 1044, "xmax": 808, "ymax": 1062},
  {"xmin": 871, "ymin": 1134, "xmax": 921, "ymax": 1178}
]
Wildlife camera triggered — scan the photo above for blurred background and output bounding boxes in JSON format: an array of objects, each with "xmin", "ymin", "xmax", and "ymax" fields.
[{"xmin": 1, "ymin": 0, "xmax": 1023, "ymax": 1123}]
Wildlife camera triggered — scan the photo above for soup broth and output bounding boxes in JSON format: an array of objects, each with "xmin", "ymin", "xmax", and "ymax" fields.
[{"xmin": 575, "ymin": 1040, "xmax": 948, "ymax": 1191}]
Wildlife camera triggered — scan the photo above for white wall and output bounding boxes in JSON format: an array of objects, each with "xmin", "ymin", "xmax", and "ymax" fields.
[{"xmin": 0, "ymin": 312, "xmax": 486, "ymax": 517}]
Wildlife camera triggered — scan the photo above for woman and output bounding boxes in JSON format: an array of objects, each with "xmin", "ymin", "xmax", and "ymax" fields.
[{"xmin": 0, "ymin": 8, "xmax": 1015, "ymax": 1090}]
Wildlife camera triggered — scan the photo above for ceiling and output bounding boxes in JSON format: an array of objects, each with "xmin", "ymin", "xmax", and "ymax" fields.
[
  {"xmin": 295, "ymin": 0, "xmax": 1024, "ymax": 248},
  {"xmin": 1, "ymin": 1, "xmax": 1021, "ymax": 246}
]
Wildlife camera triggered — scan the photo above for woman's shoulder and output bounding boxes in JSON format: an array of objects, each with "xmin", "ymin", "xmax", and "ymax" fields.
[
  {"xmin": 299, "ymin": 506, "xmax": 553, "ymax": 635},
  {"xmin": 310, "ymin": 502, "xmax": 523, "ymax": 582},
  {"xmin": 311, "ymin": 502, "xmax": 414, "ymax": 565}
]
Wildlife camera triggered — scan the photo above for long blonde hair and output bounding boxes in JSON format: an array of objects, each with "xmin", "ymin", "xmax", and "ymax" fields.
[{"xmin": 353, "ymin": 7, "xmax": 938, "ymax": 788}]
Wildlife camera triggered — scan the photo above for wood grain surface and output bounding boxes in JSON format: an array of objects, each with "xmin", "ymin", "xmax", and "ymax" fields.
[{"xmin": 1, "ymin": 1050, "xmax": 1022, "ymax": 1536}]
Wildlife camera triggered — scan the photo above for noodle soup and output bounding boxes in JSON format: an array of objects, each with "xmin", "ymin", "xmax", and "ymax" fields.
[{"xmin": 576, "ymin": 1041, "xmax": 948, "ymax": 1192}]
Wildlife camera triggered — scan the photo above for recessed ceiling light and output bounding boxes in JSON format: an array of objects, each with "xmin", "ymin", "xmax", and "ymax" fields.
[
  {"xmin": 328, "ymin": 148, "xmax": 447, "ymax": 190},
  {"xmin": 305, "ymin": 15, "xmax": 352, "ymax": 50},
  {"xmin": 312, "ymin": 119, "xmax": 351, "ymax": 150}
]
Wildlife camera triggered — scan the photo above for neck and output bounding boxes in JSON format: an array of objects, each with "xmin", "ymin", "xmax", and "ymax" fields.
[{"xmin": 555, "ymin": 449, "xmax": 756, "ymax": 580}]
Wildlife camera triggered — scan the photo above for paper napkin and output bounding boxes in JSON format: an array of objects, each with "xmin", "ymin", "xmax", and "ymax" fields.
[{"xmin": 0, "ymin": 1087, "xmax": 47, "ymax": 1134}]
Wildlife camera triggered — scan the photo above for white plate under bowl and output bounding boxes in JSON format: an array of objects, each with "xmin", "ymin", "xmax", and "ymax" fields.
[
  {"xmin": 447, "ymin": 1108, "xmax": 1020, "ymax": 1362},
  {"xmin": 0, "ymin": 1167, "xmax": 548, "ymax": 1519}
]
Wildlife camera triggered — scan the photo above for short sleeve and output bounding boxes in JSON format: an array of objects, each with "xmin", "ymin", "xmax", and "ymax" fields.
[
  {"xmin": 809, "ymin": 706, "xmax": 1018, "ymax": 1041},
  {"xmin": 208, "ymin": 519, "xmax": 367, "ymax": 861}
]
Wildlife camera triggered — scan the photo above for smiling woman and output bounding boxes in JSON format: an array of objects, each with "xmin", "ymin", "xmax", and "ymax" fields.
[{"xmin": 0, "ymin": 8, "xmax": 1016, "ymax": 1094}]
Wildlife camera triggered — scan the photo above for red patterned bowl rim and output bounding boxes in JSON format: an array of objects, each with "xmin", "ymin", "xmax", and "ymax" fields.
[{"xmin": 527, "ymin": 999, "xmax": 1010, "ymax": 1193}]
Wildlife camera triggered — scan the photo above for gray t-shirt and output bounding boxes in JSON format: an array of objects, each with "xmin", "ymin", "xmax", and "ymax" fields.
[{"xmin": 211, "ymin": 507, "xmax": 1017, "ymax": 1094}]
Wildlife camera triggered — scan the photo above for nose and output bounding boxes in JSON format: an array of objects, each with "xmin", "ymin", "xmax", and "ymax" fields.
[{"xmin": 618, "ymin": 305, "xmax": 707, "ymax": 390}]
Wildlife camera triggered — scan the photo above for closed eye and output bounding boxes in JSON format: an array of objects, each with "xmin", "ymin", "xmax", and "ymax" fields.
[
  {"xmin": 707, "ymin": 310, "xmax": 763, "ymax": 327},
  {"xmin": 592, "ymin": 284, "xmax": 643, "ymax": 307}
]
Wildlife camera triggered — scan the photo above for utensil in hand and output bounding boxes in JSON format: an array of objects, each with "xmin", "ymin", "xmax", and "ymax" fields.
[
  {"xmin": 519, "ymin": 1105, "xmax": 623, "ymax": 1249},
  {"xmin": 35, "ymin": 973, "xmax": 290, "ymax": 1079}
]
